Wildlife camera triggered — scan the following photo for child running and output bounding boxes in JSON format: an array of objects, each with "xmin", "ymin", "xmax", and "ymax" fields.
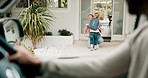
[{"xmin": 84, "ymin": 13, "xmax": 101, "ymax": 51}]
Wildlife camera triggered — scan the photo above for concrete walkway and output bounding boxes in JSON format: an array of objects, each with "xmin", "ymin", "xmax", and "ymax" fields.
[
  {"xmin": 61, "ymin": 41, "xmax": 122, "ymax": 57},
  {"xmin": 35, "ymin": 40, "xmax": 122, "ymax": 61}
]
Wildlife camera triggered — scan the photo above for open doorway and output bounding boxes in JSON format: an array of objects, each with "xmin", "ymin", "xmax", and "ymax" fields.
[
  {"xmin": 80, "ymin": 0, "xmax": 113, "ymax": 42},
  {"xmin": 93, "ymin": 0, "xmax": 112, "ymax": 42},
  {"xmin": 80, "ymin": 0, "xmax": 92, "ymax": 40}
]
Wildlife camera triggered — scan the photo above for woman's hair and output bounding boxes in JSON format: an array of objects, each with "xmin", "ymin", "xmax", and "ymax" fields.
[
  {"xmin": 126, "ymin": 0, "xmax": 145, "ymax": 30},
  {"xmin": 94, "ymin": 13, "xmax": 99, "ymax": 18},
  {"xmin": 134, "ymin": 14, "xmax": 140, "ymax": 30},
  {"xmin": 126, "ymin": 0, "xmax": 145, "ymax": 14}
]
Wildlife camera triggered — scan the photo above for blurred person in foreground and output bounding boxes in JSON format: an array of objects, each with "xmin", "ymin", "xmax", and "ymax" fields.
[{"xmin": 9, "ymin": 0, "xmax": 148, "ymax": 78}]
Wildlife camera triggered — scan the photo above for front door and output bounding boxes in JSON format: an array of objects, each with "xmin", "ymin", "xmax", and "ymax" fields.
[
  {"xmin": 80, "ymin": 0, "xmax": 92, "ymax": 40},
  {"xmin": 80, "ymin": 0, "xmax": 113, "ymax": 40},
  {"xmin": 111, "ymin": 0, "xmax": 125, "ymax": 40}
]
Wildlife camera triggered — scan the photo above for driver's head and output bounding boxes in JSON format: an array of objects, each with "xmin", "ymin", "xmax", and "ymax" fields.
[{"xmin": 126, "ymin": 0, "xmax": 148, "ymax": 15}]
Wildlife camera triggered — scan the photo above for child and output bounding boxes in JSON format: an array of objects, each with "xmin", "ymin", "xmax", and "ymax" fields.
[
  {"xmin": 89, "ymin": 13, "xmax": 100, "ymax": 51},
  {"xmin": 84, "ymin": 14, "xmax": 93, "ymax": 48},
  {"xmin": 84, "ymin": 13, "xmax": 102, "ymax": 51}
]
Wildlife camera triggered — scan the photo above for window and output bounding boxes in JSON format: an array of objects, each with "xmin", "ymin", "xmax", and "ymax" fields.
[
  {"xmin": 16, "ymin": 0, "xmax": 29, "ymax": 8},
  {"xmin": 0, "ymin": 11, "xmax": 12, "ymax": 18},
  {"xmin": 16, "ymin": 0, "xmax": 68, "ymax": 9},
  {"xmin": 93, "ymin": 0, "xmax": 112, "ymax": 20},
  {"xmin": 49, "ymin": 0, "xmax": 68, "ymax": 8},
  {"xmin": 16, "ymin": 0, "xmax": 47, "ymax": 8}
]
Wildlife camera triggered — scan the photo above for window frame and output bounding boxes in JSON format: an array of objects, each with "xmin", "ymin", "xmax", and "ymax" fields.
[
  {"xmin": 49, "ymin": 0, "xmax": 70, "ymax": 13},
  {"xmin": 15, "ymin": 0, "xmax": 70, "ymax": 13}
]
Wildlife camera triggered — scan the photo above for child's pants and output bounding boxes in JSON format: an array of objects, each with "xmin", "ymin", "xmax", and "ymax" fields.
[
  {"xmin": 87, "ymin": 36, "xmax": 101, "ymax": 48},
  {"xmin": 90, "ymin": 32, "xmax": 98, "ymax": 45}
]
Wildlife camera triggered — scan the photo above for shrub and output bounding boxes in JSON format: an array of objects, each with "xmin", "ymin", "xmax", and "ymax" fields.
[
  {"xmin": 44, "ymin": 31, "xmax": 53, "ymax": 36},
  {"xmin": 58, "ymin": 29, "xmax": 73, "ymax": 36}
]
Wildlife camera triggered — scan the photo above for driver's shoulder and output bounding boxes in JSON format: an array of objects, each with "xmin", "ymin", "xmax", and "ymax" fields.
[{"xmin": 136, "ymin": 25, "xmax": 148, "ymax": 42}]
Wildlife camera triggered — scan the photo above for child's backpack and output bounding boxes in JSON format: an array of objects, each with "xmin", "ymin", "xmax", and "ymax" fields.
[{"xmin": 89, "ymin": 18, "xmax": 99, "ymax": 30}]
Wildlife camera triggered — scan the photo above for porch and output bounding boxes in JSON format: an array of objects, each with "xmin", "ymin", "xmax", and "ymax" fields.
[{"xmin": 35, "ymin": 40, "xmax": 122, "ymax": 61}]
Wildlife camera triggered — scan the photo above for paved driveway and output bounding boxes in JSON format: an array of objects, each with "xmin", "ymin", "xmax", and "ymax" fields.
[
  {"xmin": 35, "ymin": 41, "xmax": 122, "ymax": 61},
  {"xmin": 61, "ymin": 41, "xmax": 122, "ymax": 57}
]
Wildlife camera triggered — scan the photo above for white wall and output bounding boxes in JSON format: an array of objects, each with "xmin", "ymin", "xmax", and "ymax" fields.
[
  {"xmin": 11, "ymin": 0, "xmax": 136, "ymax": 41},
  {"xmin": 50, "ymin": 0, "xmax": 80, "ymax": 40},
  {"xmin": 12, "ymin": 0, "xmax": 80, "ymax": 40}
]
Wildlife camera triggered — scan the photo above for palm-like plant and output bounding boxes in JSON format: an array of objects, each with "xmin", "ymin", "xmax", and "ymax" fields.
[{"xmin": 19, "ymin": 0, "xmax": 54, "ymax": 48}]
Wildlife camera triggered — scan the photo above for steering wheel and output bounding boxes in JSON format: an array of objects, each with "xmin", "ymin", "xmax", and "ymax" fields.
[
  {"xmin": 0, "ymin": 18, "xmax": 41, "ymax": 78},
  {"xmin": 0, "ymin": 21, "xmax": 25, "ymax": 78},
  {"xmin": 0, "ymin": 43, "xmax": 24, "ymax": 78},
  {"xmin": 0, "ymin": 1, "xmax": 41, "ymax": 78}
]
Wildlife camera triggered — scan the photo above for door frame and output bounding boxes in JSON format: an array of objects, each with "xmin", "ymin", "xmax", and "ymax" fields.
[
  {"xmin": 79, "ymin": 0, "xmax": 114, "ymax": 40},
  {"xmin": 79, "ymin": 0, "xmax": 127, "ymax": 41},
  {"xmin": 111, "ymin": 0, "xmax": 126, "ymax": 41},
  {"xmin": 79, "ymin": 0, "xmax": 93, "ymax": 40}
]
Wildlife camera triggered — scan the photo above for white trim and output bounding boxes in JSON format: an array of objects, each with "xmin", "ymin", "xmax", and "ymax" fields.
[
  {"xmin": 79, "ymin": 0, "xmax": 81, "ymax": 40},
  {"xmin": 91, "ymin": 0, "xmax": 93, "ymax": 14},
  {"xmin": 111, "ymin": 0, "xmax": 114, "ymax": 39},
  {"xmin": 50, "ymin": 0, "xmax": 71, "ymax": 13},
  {"xmin": 79, "ymin": 0, "xmax": 93, "ymax": 40},
  {"xmin": 28, "ymin": 0, "xmax": 30, "ymax": 6},
  {"xmin": 123, "ymin": 0, "xmax": 126, "ymax": 36},
  {"xmin": 124, "ymin": 3, "xmax": 129, "ymax": 35},
  {"xmin": 111, "ymin": 0, "xmax": 126, "ymax": 41},
  {"xmin": 75, "ymin": 0, "xmax": 80, "ymax": 40}
]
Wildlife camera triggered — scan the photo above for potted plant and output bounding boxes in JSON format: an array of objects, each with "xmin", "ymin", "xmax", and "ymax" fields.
[
  {"xmin": 38, "ymin": 29, "xmax": 74, "ymax": 47},
  {"xmin": 58, "ymin": 29, "xmax": 73, "ymax": 36},
  {"xmin": 19, "ymin": 0, "xmax": 54, "ymax": 48},
  {"xmin": 44, "ymin": 31, "xmax": 53, "ymax": 36}
]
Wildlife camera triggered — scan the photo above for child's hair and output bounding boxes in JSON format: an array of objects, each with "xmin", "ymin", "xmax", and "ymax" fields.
[{"xmin": 88, "ymin": 14, "xmax": 94, "ymax": 17}]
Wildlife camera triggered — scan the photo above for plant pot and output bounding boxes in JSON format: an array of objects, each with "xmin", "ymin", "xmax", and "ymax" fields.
[
  {"xmin": 38, "ymin": 35, "xmax": 74, "ymax": 47},
  {"xmin": 22, "ymin": 35, "xmax": 74, "ymax": 47}
]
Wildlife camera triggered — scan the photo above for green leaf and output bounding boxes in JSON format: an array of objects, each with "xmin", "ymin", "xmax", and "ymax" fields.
[{"xmin": 18, "ymin": 0, "xmax": 54, "ymax": 46}]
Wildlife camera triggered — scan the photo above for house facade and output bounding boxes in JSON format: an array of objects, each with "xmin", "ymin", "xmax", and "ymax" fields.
[{"xmin": 12, "ymin": 0, "xmax": 136, "ymax": 41}]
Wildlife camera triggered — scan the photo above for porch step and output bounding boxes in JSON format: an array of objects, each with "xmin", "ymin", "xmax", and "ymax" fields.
[
  {"xmin": 102, "ymin": 37, "xmax": 111, "ymax": 42},
  {"xmin": 74, "ymin": 40, "xmax": 87, "ymax": 44},
  {"xmin": 74, "ymin": 37, "xmax": 111, "ymax": 44}
]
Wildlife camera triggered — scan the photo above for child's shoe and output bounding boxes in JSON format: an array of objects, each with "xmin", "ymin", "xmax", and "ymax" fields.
[
  {"xmin": 90, "ymin": 44, "xmax": 93, "ymax": 51},
  {"xmin": 94, "ymin": 45, "xmax": 97, "ymax": 50},
  {"xmin": 97, "ymin": 44, "xmax": 99, "ymax": 49}
]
